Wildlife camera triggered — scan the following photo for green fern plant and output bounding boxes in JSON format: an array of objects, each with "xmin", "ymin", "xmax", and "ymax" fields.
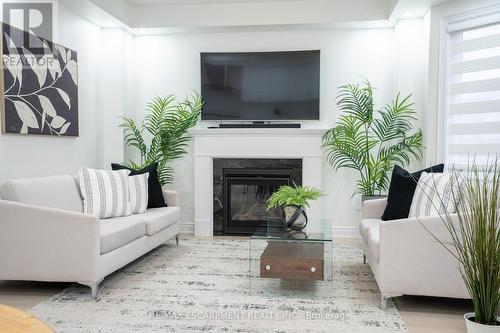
[
  {"xmin": 120, "ymin": 92, "xmax": 203, "ymax": 185},
  {"xmin": 322, "ymin": 80, "xmax": 422, "ymax": 196},
  {"xmin": 267, "ymin": 184, "xmax": 324, "ymax": 209}
]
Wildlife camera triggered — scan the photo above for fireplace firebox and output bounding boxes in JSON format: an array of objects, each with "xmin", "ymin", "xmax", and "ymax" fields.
[
  {"xmin": 223, "ymin": 169, "xmax": 292, "ymax": 234},
  {"xmin": 213, "ymin": 159, "xmax": 302, "ymax": 235}
]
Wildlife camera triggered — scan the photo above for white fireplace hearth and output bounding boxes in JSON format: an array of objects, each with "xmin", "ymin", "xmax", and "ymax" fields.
[{"xmin": 191, "ymin": 128, "xmax": 326, "ymax": 237}]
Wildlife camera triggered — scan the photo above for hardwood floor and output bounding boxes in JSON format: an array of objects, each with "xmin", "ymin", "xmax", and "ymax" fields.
[
  {"xmin": 0, "ymin": 237, "xmax": 475, "ymax": 332},
  {"xmin": 0, "ymin": 281, "xmax": 69, "ymax": 311},
  {"xmin": 394, "ymin": 296, "xmax": 471, "ymax": 333}
]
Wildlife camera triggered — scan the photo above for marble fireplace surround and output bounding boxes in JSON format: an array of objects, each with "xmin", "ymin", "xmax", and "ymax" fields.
[{"xmin": 191, "ymin": 128, "xmax": 325, "ymax": 237}]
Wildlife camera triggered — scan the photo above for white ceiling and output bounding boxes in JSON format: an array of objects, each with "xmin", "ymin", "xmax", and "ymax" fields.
[
  {"xmin": 61, "ymin": 0, "xmax": 449, "ymax": 34},
  {"xmin": 126, "ymin": 0, "xmax": 301, "ymax": 4}
]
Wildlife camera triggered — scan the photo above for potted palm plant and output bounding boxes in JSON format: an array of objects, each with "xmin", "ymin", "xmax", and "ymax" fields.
[
  {"xmin": 120, "ymin": 92, "xmax": 203, "ymax": 185},
  {"xmin": 267, "ymin": 184, "xmax": 324, "ymax": 230},
  {"xmin": 322, "ymin": 80, "xmax": 423, "ymax": 199},
  {"xmin": 421, "ymin": 161, "xmax": 500, "ymax": 333}
]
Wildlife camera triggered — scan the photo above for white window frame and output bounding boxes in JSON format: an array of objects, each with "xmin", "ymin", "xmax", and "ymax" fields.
[{"xmin": 436, "ymin": 4, "xmax": 500, "ymax": 166}]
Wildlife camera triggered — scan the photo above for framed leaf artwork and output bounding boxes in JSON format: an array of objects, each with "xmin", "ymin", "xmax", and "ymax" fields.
[{"xmin": 1, "ymin": 23, "xmax": 78, "ymax": 136}]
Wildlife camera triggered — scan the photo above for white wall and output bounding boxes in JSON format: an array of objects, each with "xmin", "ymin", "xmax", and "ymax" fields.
[
  {"xmin": 394, "ymin": 18, "xmax": 428, "ymax": 170},
  {"xmin": 98, "ymin": 29, "xmax": 134, "ymax": 168},
  {"xmin": 131, "ymin": 28, "xmax": 405, "ymax": 231},
  {"xmin": 0, "ymin": 5, "xmax": 103, "ymax": 184}
]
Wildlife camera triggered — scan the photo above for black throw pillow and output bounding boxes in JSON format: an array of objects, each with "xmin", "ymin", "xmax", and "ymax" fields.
[
  {"xmin": 111, "ymin": 163, "xmax": 167, "ymax": 208},
  {"xmin": 381, "ymin": 163, "xmax": 444, "ymax": 221}
]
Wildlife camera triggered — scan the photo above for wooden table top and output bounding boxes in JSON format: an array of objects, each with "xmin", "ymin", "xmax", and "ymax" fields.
[{"xmin": 0, "ymin": 304, "xmax": 53, "ymax": 333}]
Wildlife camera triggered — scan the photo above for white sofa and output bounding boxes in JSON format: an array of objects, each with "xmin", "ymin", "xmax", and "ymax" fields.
[
  {"xmin": 360, "ymin": 198, "xmax": 469, "ymax": 308},
  {"xmin": 0, "ymin": 175, "xmax": 181, "ymax": 298}
]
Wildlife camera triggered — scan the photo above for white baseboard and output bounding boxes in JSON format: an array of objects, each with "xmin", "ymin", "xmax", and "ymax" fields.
[
  {"xmin": 180, "ymin": 222, "xmax": 194, "ymax": 235},
  {"xmin": 331, "ymin": 226, "xmax": 360, "ymax": 238},
  {"xmin": 180, "ymin": 222, "xmax": 360, "ymax": 238}
]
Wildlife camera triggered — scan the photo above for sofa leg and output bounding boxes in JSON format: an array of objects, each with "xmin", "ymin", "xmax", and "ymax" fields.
[
  {"xmin": 80, "ymin": 282, "xmax": 99, "ymax": 299},
  {"xmin": 90, "ymin": 283, "xmax": 98, "ymax": 299},
  {"xmin": 381, "ymin": 294, "xmax": 390, "ymax": 309},
  {"xmin": 175, "ymin": 235, "xmax": 179, "ymax": 246},
  {"xmin": 380, "ymin": 293, "xmax": 401, "ymax": 309},
  {"xmin": 363, "ymin": 254, "xmax": 366, "ymax": 264}
]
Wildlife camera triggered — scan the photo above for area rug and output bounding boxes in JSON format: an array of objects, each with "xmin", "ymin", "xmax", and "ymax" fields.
[{"xmin": 30, "ymin": 238, "xmax": 408, "ymax": 332}]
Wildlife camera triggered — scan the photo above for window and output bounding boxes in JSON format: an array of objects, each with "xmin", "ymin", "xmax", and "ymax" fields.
[{"xmin": 444, "ymin": 20, "xmax": 500, "ymax": 168}]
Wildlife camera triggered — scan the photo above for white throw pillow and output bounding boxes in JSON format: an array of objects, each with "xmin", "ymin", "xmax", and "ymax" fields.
[
  {"xmin": 78, "ymin": 167, "xmax": 131, "ymax": 219},
  {"xmin": 409, "ymin": 172, "xmax": 457, "ymax": 218},
  {"xmin": 129, "ymin": 173, "xmax": 149, "ymax": 214}
]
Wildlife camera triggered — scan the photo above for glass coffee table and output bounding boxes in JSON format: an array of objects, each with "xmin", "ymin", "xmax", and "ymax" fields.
[{"xmin": 248, "ymin": 218, "xmax": 333, "ymax": 298}]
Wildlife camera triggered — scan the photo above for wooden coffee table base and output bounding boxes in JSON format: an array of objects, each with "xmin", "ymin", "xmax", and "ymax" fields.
[
  {"xmin": 0, "ymin": 304, "xmax": 53, "ymax": 333},
  {"xmin": 260, "ymin": 241, "xmax": 325, "ymax": 281}
]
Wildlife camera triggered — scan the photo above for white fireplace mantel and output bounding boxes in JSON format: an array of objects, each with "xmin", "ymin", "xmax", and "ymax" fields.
[{"xmin": 191, "ymin": 128, "xmax": 327, "ymax": 237}]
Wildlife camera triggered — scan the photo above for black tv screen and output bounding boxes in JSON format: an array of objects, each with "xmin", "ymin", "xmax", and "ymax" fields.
[{"xmin": 201, "ymin": 50, "xmax": 320, "ymax": 121}]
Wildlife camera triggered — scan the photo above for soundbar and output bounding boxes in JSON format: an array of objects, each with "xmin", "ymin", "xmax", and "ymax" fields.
[{"xmin": 214, "ymin": 123, "xmax": 301, "ymax": 129}]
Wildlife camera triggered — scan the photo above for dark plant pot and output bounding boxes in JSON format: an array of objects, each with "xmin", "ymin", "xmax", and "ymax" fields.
[
  {"xmin": 283, "ymin": 205, "xmax": 308, "ymax": 231},
  {"xmin": 361, "ymin": 195, "xmax": 387, "ymax": 203},
  {"xmin": 464, "ymin": 313, "xmax": 500, "ymax": 333}
]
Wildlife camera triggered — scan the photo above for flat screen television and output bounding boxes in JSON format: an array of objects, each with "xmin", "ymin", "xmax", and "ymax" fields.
[{"xmin": 200, "ymin": 50, "xmax": 320, "ymax": 121}]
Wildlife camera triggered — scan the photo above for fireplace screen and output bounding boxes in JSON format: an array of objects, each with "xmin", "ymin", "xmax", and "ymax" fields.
[{"xmin": 223, "ymin": 169, "xmax": 292, "ymax": 234}]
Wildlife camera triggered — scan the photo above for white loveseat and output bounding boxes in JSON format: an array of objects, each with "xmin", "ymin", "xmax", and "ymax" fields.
[
  {"xmin": 360, "ymin": 198, "xmax": 469, "ymax": 308},
  {"xmin": 0, "ymin": 175, "xmax": 180, "ymax": 298}
]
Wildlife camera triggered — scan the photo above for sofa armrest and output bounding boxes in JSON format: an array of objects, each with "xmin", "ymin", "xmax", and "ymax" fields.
[
  {"xmin": 362, "ymin": 198, "xmax": 387, "ymax": 219},
  {"xmin": 377, "ymin": 214, "xmax": 468, "ymax": 298},
  {"xmin": 162, "ymin": 189, "xmax": 179, "ymax": 207},
  {"xmin": 0, "ymin": 199, "xmax": 100, "ymax": 282}
]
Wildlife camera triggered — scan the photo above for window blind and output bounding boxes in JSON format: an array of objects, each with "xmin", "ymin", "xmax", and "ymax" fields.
[{"xmin": 445, "ymin": 22, "xmax": 500, "ymax": 168}]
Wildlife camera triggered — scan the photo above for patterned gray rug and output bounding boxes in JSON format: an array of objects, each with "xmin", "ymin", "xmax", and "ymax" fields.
[{"xmin": 30, "ymin": 238, "xmax": 408, "ymax": 332}]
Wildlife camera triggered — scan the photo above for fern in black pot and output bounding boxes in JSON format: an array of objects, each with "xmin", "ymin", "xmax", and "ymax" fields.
[{"xmin": 267, "ymin": 184, "xmax": 324, "ymax": 230}]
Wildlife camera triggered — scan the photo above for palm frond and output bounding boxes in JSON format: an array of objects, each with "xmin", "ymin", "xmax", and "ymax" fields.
[
  {"xmin": 143, "ymin": 95, "xmax": 177, "ymax": 136},
  {"xmin": 322, "ymin": 115, "xmax": 377, "ymax": 171},
  {"xmin": 122, "ymin": 92, "xmax": 203, "ymax": 185},
  {"xmin": 323, "ymin": 79, "xmax": 423, "ymax": 196},
  {"xmin": 120, "ymin": 117, "xmax": 147, "ymax": 162},
  {"xmin": 372, "ymin": 93, "xmax": 416, "ymax": 142},
  {"xmin": 378, "ymin": 130, "xmax": 423, "ymax": 165},
  {"xmin": 336, "ymin": 81, "xmax": 374, "ymax": 125}
]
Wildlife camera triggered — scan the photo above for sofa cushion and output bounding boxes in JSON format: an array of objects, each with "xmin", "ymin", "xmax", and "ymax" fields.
[
  {"xmin": 129, "ymin": 173, "xmax": 149, "ymax": 214},
  {"xmin": 79, "ymin": 167, "xmax": 131, "ymax": 219},
  {"xmin": 100, "ymin": 216, "xmax": 146, "ymax": 254},
  {"xmin": 0, "ymin": 175, "xmax": 83, "ymax": 212},
  {"xmin": 382, "ymin": 164, "xmax": 444, "ymax": 221},
  {"xmin": 142, "ymin": 207, "xmax": 180, "ymax": 236},
  {"xmin": 409, "ymin": 172, "xmax": 457, "ymax": 218},
  {"xmin": 111, "ymin": 163, "xmax": 167, "ymax": 209}
]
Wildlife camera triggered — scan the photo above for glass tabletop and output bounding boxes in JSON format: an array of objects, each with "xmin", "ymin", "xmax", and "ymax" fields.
[{"xmin": 251, "ymin": 217, "xmax": 332, "ymax": 242}]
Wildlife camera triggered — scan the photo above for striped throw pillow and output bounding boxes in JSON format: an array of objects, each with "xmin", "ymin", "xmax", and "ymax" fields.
[
  {"xmin": 409, "ymin": 172, "xmax": 456, "ymax": 218},
  {"xmin": 78, "ymin": 167, "xmax": 131, "ymax": 219},
  {"xmin": 129, "ymin": 173, "xmax": 149, "ymax": 214}
]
